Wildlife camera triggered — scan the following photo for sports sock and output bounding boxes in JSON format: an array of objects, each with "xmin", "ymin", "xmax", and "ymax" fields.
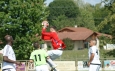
[{"xmin": 47, "ymin": 58, "xmax": 57, "ymax": 68}]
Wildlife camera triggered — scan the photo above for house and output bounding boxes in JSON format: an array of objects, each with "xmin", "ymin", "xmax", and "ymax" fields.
[
  {"xmin": 57, "ymin": 27, "xmax": 98, "ymax": 50},
  {"xmin": 42, "ymin": 26, "xmax": 112, "ymax": 50}
]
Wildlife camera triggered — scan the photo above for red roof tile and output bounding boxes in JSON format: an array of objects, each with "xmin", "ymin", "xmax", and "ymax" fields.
[
  {"xmin": 58, "ymin": 32, "xmax": 94, "ymax": 40},
  {"xmin": 58, "ymin": 27, "xmax": 93, "ymax": 32},
  {"xmin": 96, "ymin": 32, "xmax": 112, "ymax": 39},
  {"xmin": 57, "ymin": 27, "xmax": 95, "ymax": 40}
]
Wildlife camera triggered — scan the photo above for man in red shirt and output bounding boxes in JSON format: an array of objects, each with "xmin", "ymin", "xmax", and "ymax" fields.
[
  {"xmin": 41, "ymin": 21, "xmax": 66, "ymax": 71},
  {"xmin": 42, "ymin": 26, "xmax": 66, "ymax": 50}
]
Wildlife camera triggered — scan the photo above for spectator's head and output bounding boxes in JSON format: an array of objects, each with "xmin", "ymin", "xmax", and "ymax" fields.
[
  {"xmin": 89, "ymin": 39, "xmax": 97, "ymax": 47},
  {"xmin": 4, "ymin": 35, "xmax": 13, "ymax": 43},
  {"xmin": 33, "ymin": 41, "xmax": 40, "ymax": 49}
]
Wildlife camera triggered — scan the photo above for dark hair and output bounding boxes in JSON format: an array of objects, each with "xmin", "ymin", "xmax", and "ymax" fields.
[
  {"xmin": 4, "ymin": 35, "xmax": 13, "ymax": 42},
  {"xmin": 33, "ymin": 41, "xmax": 40, "ymax": 49},
  {"xmin": 50, "ymin": 25, "xmax": 57, "ymax": 30}
]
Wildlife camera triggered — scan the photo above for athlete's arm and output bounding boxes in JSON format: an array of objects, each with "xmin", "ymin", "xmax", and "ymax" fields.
[
  {"xmin": 89, "ymin": 53, "xmax": 95, "ymax": 63},
  {"xmin": 29, "ymin": 59, "xmax": 34, "ymax": 63},
  {"xmin": 42, "ymin": 28, "xmax": 46, "ymax": 33},
  {"xmin": 41, "ymin": 27, "xmax": 52, "ymax": 36},
  {"xmin": 3, "ymin": 46, "xmax": 21, "ymax": 65},
  {"xmin": 3, "ymin": 56, "xmax": 16, "ymax": 63},
  {"xmin": 3, "ymin": 56, "xmax": 21, "ymax": 65},
  {"xmin": 29, "ymin": 52, "xmax": 34, "ymax": 63},
  {"xmin": 42, "ymin": 31, "xmax": 52, "ymax": 36},
  {"xmin": 88, "ymin": 47, "xmax": 95, "ymax": 66},
  {"xmin": 88, "ymin": 53, "xmax": 95, "ymax": 66}
]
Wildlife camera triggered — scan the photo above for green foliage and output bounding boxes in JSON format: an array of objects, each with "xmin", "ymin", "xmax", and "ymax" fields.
[
  {"xmin": 52, "ymin": 15, "xmax": 77, "ymax": 30},
  {"xmin": 48, "ymin": 0, "xmax": 79, "ymax": 19},
  {"xmin": 63, "ymin": 38, "xmax": 74, "ymax": 50},
  {"xmin": 0, "ymin": 54, "xmax": 3, "ymax": 63},
  {"xmin": 74, "ymin": 0, "xmax": 96, "ymax": 31},
  {"xmin": 97, "ymin": 1, "xmax": 115, "ymax": 43},
  {"xmin": 48, "ymin": 0, "xmax": 79, "ymax": 30},
  {"xmin": 93, "ymin": 4, "xmax": 110, "ymax": 33},
  {"xmin": 0, "ymin": 0, "xmax": 49, "ymax": 60},
  {"xmin": 99, "ymin": 36, "xmax": 112, "ymax": 49},
  {"xmin": 105, "ymin": 49, "xmax": 115, "ymax": 57}
]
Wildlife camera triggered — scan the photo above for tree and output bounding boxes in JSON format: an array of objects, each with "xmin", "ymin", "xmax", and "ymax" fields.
[
  {"xmin": 93, "ymin": 3, "xmax": 110, "ymax": 33},
  {"xmin": 47, "ymin": 0, "xmax": 80, "ymax": 30},
  {"xmin": 97, "ymin": 0, "xmax": 115, "ymax": 42},
  {"xmin": 74, "ymin": 0, "xmax": 96, "ymax": 31},
  {"xmin": 63, "ymin": 38, "xmax": 74, "ymax": 50},
  {"xmin": 51, "ymin": 15, "xmax": 77, "ymax": 30},
  {"xmin": 0, "ymin": 0, "xmax": 49, "ymax": 59}
]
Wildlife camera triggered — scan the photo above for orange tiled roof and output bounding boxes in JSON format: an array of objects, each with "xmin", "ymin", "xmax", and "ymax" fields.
[{"xmin": 57, "ymin": 27, "xmax": 95, "ymax": 40}]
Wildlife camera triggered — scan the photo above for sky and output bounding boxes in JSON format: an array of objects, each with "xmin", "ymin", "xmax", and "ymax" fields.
[
  {"xmin": 45, "ymin": 0, "xmax": 102, "ymax": 6},
  {"xmin": 84, "ymin": 0, "xmax": 102, "ymax": 5}
]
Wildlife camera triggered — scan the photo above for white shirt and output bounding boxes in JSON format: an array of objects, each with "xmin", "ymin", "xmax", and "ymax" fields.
[
  {"xmin": 88, "ymin": 45, "xmax": 101, "ymax": 64},
  {"xmin": 2, "ymin": 44, "xmax": 16, "ymax": 69}
]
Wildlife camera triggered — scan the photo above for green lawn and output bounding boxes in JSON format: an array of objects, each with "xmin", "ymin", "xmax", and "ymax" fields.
[
  {"xmin": 56, "ymin": 49, "xmax": 115, "ymax": 61},
  {"xmin": 0, "ymin": 54, "xmax": 2, "ymax": 63},
  {"xmin": 0, "ymin": 49, "xmax": 114, "ymax": 62}
]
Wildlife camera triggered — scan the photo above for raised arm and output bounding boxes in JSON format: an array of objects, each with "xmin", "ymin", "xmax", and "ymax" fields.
[{"xmin": 42, "ymin": 28, "xmax": 52, "ymax": 36}]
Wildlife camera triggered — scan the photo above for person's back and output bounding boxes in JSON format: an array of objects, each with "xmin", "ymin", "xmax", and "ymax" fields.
[
  {"xmin": 29, "ymin": 41, "xmax": 49, "ymax": 71},
  {"xmin": 30, "ymin": 49, "xmax": 47, "ymax": 66}
]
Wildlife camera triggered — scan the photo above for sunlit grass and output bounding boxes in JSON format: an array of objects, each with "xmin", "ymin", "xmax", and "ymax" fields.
[{"xmin": 56, "ymin": 49, "xmax": 115, "ymax": 61}]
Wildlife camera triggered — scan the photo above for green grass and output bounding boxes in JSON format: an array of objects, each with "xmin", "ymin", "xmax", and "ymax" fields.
[
  {"xmin": 56, "ymin": 49, "xmax": 115, "ymax": 61},
  {"xmin": 0, "ymin": 54, "xmax": 2, "ymax": 63},
  {"xmin": 0, "ymin": 49, "xmax": 114, "ymax": 63}
]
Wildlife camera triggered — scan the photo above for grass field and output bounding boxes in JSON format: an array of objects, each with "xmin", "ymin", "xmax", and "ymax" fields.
[
  {"xmin": 0, "ymin": 49, "xmax": 115, "ymax": 71},
  {"xmin": 56, "ymin": 49, "xmax": 115, "ymax": 61},
  {"xmin": 0, "ymin": 49, "xmax": 114, "ymax": 61}
]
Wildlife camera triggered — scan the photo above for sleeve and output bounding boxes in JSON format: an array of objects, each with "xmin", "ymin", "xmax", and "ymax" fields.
[
  {"xmin": 42, "ymin": 28, "xmax": 52, "ymax": 36},
  {"xmin": 42, "ymin": 28, "xmax": 46, "ymax": 33},
  {"xmin": 30, "ymin": 52, "xmax": 34, "ymax": 60},
  {"xmin": 90, "ymin": 47, "xmax": 96, "ymax": 54},
  {"xmin": 42, "ymin": 32, "xmax": 52, "ymax": 36},
  {"xmin": 3, "ymin": 45, "xmax": 9, "ymax": 56}
]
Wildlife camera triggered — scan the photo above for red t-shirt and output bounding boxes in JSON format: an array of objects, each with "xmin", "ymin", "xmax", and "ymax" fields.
[
  {"xmin": 42, "ymin": 29, "xmax": 66, "ymax": 50},
  {"xmin": 41, "ymin": 28, "xmax": 51, "ymax": 40}
]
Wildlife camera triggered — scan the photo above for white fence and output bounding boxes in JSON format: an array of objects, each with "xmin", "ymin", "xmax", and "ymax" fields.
[{"xmin": 104, "ymin": 44, "xmax": 115, "ymax": 50}]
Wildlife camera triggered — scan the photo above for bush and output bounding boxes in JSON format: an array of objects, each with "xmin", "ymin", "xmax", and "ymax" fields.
[{"xmin": 63, "ymin": 38, "xmax": 74, "ymax": 50}]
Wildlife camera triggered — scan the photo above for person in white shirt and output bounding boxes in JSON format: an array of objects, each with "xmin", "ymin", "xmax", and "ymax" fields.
[
  {"xmin": 2, "ymin": 35, "xmax": 21, "ymax": 71},
  {"xmin": 88, "ymin": 39, "xmax": 101, "ymax": 71}
]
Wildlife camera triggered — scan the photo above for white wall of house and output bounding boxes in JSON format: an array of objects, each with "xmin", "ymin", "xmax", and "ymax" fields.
[{"xmin": 73, "ymin": 40, "xmax": 84, "ymax": 50}]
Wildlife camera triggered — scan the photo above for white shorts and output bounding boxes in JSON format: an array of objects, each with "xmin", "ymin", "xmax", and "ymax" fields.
[
  {"xmin": 47, "ymin": 50, "xmax": 63, "ymax": 60},
  {"xmin": 89, "ymin": 64, "xmax": 101, "ymax": 71},
  {"xmin": 35, "ymin": 64, "xmax": 49, "ymax": 71}
]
